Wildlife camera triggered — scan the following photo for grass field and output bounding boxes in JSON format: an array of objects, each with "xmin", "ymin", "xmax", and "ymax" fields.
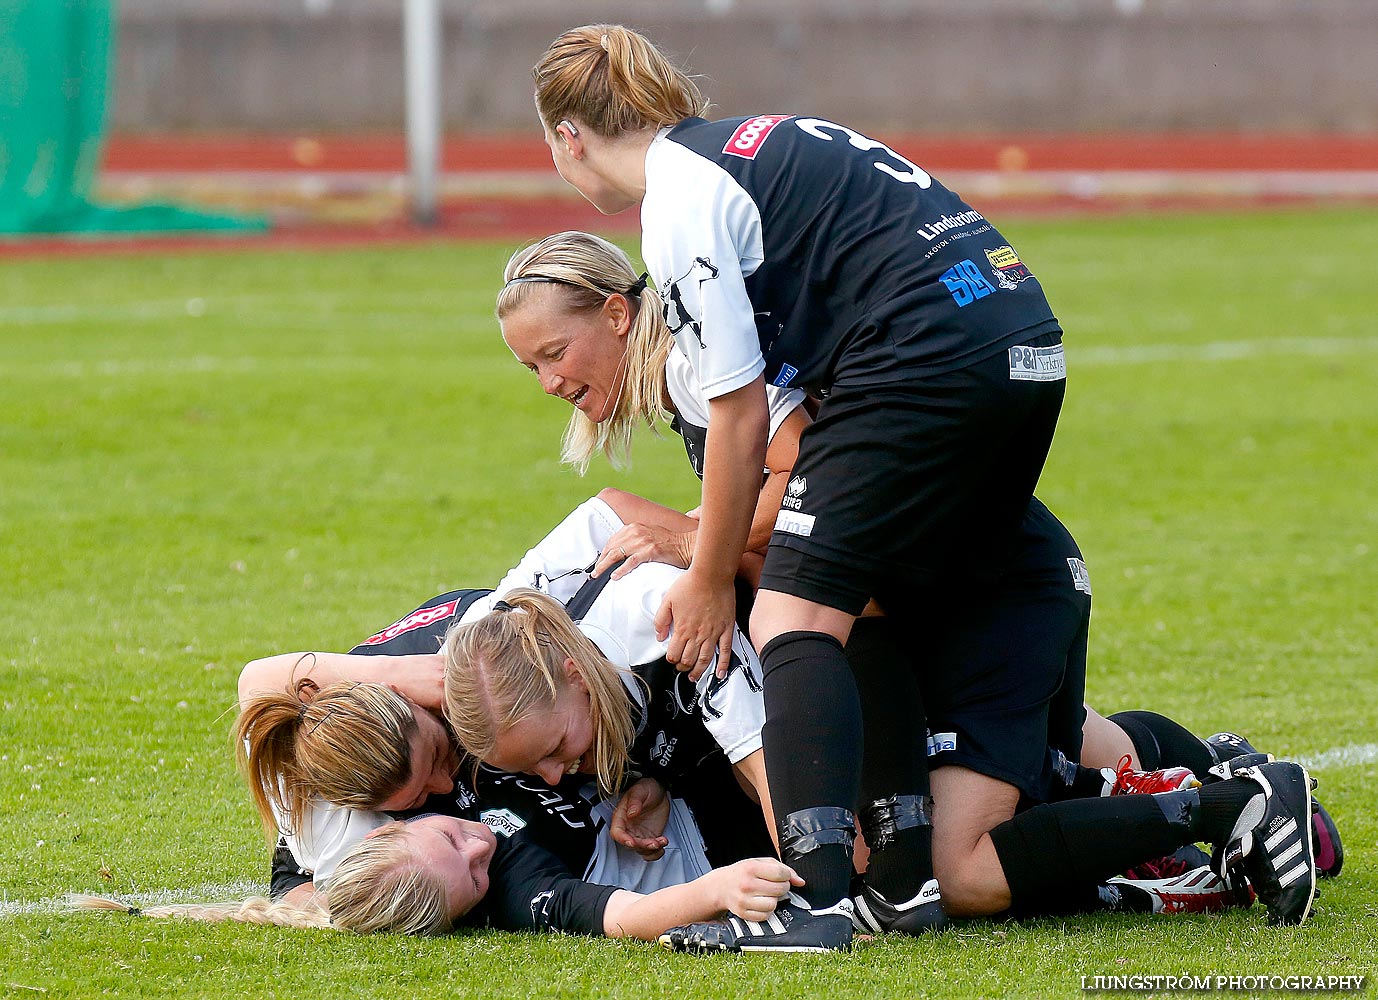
[{"xmin": 2, "ymin": 206, "xmax": 1375, "ymax": 998}]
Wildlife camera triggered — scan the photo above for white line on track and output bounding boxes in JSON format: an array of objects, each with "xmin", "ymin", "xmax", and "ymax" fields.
[
  {"xmin": 1076, "ymin": 336, "xmax": 1378, "ymax": 366},
  {"xmin": 3, "ymin": 336, "xmax": 1376, "ymax": 380}
]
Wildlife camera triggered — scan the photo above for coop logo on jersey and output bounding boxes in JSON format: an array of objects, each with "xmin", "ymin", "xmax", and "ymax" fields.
[
  {"xmin": 360, "ymin": 599, "xmax": 459, "ymax": 645},
  {"xmin": 1067, "ymin": 557, "xmax": 1092, "ymax": 595},
  {"xmin": 1008, "ymin": 343, "xmax": 1066, "ymax": 382},
  {"xmin": 723, "ymin": 115, "xmax": 791, "ymax": 159},
  {"xmin": 985, "ymin": 245, "xmax": 1034, "ymax": 289},
  {"xmin": 781, "ymin": 475, "xmax": 808, "ymax": 511},
  {"xmin": 772, "ymin": 363, "xmax": 800, "ymax": 388},
  {"xmin": 481, "ymin": 807, "xmax": 528, "ymax": 838}
]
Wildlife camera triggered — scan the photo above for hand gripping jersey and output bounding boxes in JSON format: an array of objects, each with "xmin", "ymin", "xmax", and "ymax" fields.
[{"xmin": 641, "ymin": 115, "xmax": 1062, "ymax": 398}]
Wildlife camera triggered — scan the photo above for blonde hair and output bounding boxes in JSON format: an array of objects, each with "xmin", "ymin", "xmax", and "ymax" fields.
[
  {"xmin": 68, "ymin": 825, "xmax": 451, "ymax": 937},
  {"xmin": 68, "ymin": 893, "xmax": 333, "ymax": 931},
  {"xmin": 442, "ymin": 588, "xmax": 636, "ymax": 796},
  {"xmin": 235, "ymin": 677, "xmax": 420, "ymax": 837},
  {"xmin": 499, "ymin": 231, "xmax": 672, "ymax": 472},
  {"xmin": 533, "ymin": 24, "xmax": 707, "ymax": 138},
  {"xmin": 323, "ymin": 824, "xmax": 451, "ymax": 935}
]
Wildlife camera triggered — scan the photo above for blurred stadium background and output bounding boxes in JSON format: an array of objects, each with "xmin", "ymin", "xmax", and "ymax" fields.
[{"xmin": 4, "ymin": 0, "xmax": 1378, "ymax": 247}]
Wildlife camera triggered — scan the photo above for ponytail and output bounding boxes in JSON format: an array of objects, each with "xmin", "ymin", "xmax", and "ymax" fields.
[
  {"xmin": 533, "ymin": 24, "xmax": 708, "ymax": 137},
  {"xmin": 234, "ymin": 679, "xmax": 418, "ymax": 837}
]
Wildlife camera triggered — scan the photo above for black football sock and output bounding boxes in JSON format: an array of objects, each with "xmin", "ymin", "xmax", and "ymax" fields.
[
  {"xmin": 990, "ymin": 794, "xmax": 1198, "ymax": 916},
  {"xmin": 847, "ymin": 618, "xmax": 933, "ymax": 901},
  {"xmin": 1108, "ymin": 710, "xmax": 1216, "ymax": 777},
  {"xmin": 761, "ymin": 630, "xmax": 861, "ymax": 908}
]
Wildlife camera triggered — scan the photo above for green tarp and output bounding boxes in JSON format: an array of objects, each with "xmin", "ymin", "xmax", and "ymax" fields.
[{"xmin": 0, "ymin": 0, "xmax": 266, "ymax": 235}]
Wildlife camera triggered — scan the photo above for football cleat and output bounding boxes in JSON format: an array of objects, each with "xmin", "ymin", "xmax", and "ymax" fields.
[
  {"xmin": 1205, "ymin": 731, "xmax": 1258, "ymax": 763},
  {"xmin": 659, "ymin": 896, "xmax": 854, "ymax": 954},
  {"xmin": 849, "ymin": 875, "xmax": 946, "ymax": 936},
  {"xmin": 1102, "ymin": 755, "xmax": 1201, "ymax": 796},
  {"xmin": 1213, "ymin": 761, "xmax": 1317, "ymax": 926},
  {"xmin": 1109, "ymin": 864, "xmax": 1255, "ymax": 915},
  {"xmin": 1207, "ymin": 732, "xmax": 1343, "ymax": 879},
  {"xmin": 1205, "ymin": 751, "xmax": 1275, "ymax": 782},
  {"xmin": 1121, "ymin": 844, "xmax": 1212, "ymax": 881}
]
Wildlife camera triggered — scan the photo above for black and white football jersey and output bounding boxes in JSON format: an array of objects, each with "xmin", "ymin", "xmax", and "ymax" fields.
[{"xmin": 641, "ymin": 115, "xmax": 1061, "ymax": 399}]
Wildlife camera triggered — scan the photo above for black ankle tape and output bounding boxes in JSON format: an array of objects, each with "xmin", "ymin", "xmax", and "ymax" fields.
[
  {"xmin": 859, "ymin": 795, "xmax": 930, "ymax": 851},
  {"xmin": 780, "ymin": 807, "xmax": 856, "ymax": 857}
]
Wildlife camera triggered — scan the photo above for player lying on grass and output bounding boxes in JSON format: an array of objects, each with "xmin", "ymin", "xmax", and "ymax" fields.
[{"xmin": 248, "ymin": 493, "xmax": 1329, "ymax": 937}]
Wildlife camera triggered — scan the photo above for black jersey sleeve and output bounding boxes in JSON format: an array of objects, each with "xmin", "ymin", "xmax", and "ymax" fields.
[
  {"xmin": 480, "ymin": 836, "xmax": 618, "ymax": 936},
  {"xmin": 269, "ymin": 836, "xmax": 313, "ymax": 900},
  {"xmin": 347, "ymin": 589, "xmax": 491, "ymax": 655}
]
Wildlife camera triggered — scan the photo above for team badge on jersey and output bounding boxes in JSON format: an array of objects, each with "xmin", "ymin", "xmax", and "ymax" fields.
[
  {"xmin": 661, "ymin": 257, "xmax": 719, "ymax": 348},
  {"xmin": 985, "ymin": 245, "xmax": 1034, "ymax": 289},
  {"xmin": 722, "ymin": 115, "xmax": 791, "ymax": 159},
  {"xmin": 481, "ymin": 807, "xmax": 528, "ymax": 838}
]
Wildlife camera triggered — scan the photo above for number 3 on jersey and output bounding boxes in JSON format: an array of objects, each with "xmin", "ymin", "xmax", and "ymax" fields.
[
  {"xmin": 939, "ymin": 259, "xmax": 997, "ymax": 307},
  {"xmin": 794, "ymin": 117, "xmax": 933, "ymax": 189}
]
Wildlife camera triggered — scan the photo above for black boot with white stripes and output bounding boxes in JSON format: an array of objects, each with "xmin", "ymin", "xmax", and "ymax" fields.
[
  {"xmin": 659, "ymin": 894, "xmax": 855, "ymax": 954},
  {"xmin": 1212, "ymin": 761, "xmax": 1318, "ymax": 926}
]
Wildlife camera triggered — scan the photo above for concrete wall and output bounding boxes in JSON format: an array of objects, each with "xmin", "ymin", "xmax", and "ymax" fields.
[{"xmin": 111, "ymin": 1, "xmax": 1378, "ymax": 133}]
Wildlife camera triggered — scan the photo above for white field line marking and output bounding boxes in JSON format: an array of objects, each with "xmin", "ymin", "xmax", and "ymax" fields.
[
  {"xmin": 0, "ymin": 879, "xmax": 266, "ymax": 917},
  {"xmin": 1296, "ymin": 742, "xmax": 1378, "ymax": 772},
  {"xmin": 1075, "ymin": 336, "xmax": 1378, "ymax": 366},
  {"xmin": 3, "ymin": 336, "xmax": 1376, "ymax": 380},
  {"xmin": 3, "ymin": 744, "xmax": 1375, "ymax": 919}
]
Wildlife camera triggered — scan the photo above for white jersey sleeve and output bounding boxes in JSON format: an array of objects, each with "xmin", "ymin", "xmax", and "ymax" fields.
[
  {"xmin": 664, "ymin": 348, "xmax": 805, "ymax": 451},
  {"xmin": 578, "ymin": 562, "xmax": 764, "ymax": 765},
  {"xmin": 581, "ymin": 794, "xmax": 712, "ymax": 893},
  {"xmin": 460, "ymin": 496, "xmax": 625, "ymax": 622},
  {"xmin": 276, "ymin": 799, "xmax": 390, "ymax": 884},
  {"xmin": 642, "ymin": 133, "xmax": 767, "ymax": 400}
]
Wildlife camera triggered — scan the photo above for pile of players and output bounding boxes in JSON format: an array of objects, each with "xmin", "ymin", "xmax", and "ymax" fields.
[{"xmin": 85, "ymin": 24, "xmax": 1341, "ymax": 951}]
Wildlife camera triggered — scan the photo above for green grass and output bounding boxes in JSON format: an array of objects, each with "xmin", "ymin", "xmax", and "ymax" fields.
[{"xmin": 2, "ymin": 207, "xmax": 1375, "ymax": 997}]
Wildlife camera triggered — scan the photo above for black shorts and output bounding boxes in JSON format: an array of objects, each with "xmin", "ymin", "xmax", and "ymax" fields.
[
  {"xmin": 759, "ymin": 332, "xmax": 1065, "ymax": 615},
  {"xmin": 892, "ymin": 498, "xmax": 1091, "ymax": 801}
]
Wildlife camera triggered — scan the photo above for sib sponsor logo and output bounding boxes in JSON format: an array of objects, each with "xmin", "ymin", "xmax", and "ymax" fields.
[
  {"xmin": 360, "ymin": 599, "xmax": 459, "ymax": 646},
  {"xmin": 723, "ymin": 115, "xmax": 791, "ymax": 159}
]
